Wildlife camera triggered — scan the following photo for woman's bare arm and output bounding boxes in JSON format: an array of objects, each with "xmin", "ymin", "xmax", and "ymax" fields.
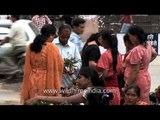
[
  {"xmin": 89, "ymin": 61, "xmax": 97, "ymax": 68},
  {"xmin": 26, "ymin": 93, "xmax": 86, "ymax": 105},
  {"xmin": 150, "ymin": 47, "xmax": 158, "ymax": 63}
]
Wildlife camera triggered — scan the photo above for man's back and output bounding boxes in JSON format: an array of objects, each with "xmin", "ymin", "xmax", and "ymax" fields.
[{"xmin": 9, "ymin": 20, "xmax": 27, "ymax": 47}]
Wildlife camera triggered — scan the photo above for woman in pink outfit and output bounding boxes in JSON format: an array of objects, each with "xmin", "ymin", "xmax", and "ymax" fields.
[
  {"xmin": 97, "ymin": 30, "xmax": 123, "ymax": 105},
  {"xmin": 124, "ymin": 25, "xmax": 157, "ymax": 104}
]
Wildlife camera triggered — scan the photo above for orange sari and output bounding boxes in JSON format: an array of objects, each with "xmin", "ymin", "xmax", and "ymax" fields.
[{"xmin": 21, "ymin": 43, "xmax": 64, "ymax": 104}]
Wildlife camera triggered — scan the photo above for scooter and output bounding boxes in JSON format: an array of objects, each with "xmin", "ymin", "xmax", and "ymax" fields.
[{"xmin": 0, "ymin": 43, "xmax": 25, "ymax": 82}]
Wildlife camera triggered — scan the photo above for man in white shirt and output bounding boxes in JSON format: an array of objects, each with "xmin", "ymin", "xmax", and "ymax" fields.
[
  {"xmin": 0, "ymin": 15, "xmax": 27, "ymax": 68},
  {"xmin": 53, "ymin": 24, "xmax": 81, "ymax": 88}
]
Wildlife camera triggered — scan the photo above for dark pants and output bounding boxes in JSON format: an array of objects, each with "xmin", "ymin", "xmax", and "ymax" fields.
[{"xmin": 2, "ymin": 45, "xmax": 26, "ymax": 67}]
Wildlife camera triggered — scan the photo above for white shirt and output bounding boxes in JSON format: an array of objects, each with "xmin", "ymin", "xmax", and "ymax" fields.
[
  {"xmin": 53, "ymin": 37, "xmax": 81, "ymax": 69},
  {"xmin": 8, "ymin": 20, "xmax": 27, "ymax": 47},
  {"xmin": 53, "ymin": 37, "xmax": 82, "ymax": 87}
]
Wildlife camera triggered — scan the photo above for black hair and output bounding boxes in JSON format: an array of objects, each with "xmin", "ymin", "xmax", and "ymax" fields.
[
  {"xmin": 125, "ymin": 84, "xmax": 141, "ymax": 97},
  {"xmin": 128, "ymin": 25, "xmax": 147, "ymax": 47},
  {"xmin": 86, "ymin": 88, "xmax": 113, "ymax": 105},
  {"xmin": 123, "ymin": 33, "xmax": 132, "ymax": 44},
  {"xmin": 58, "ymin": 24, "xmax": 72, "ymax": 33},
  {"xmin": 71, "ymin": 18, "xmax": 86, "ymax": 28},
  {"xmin": 79, "ymin": 67, "xmax": 113, "ymax": 105},
  {"xmin": 81, "ymin": 33, "xmax": 100, "ymax": 55},
  {"xmin": 99, "ymin": 29, "xmax": 118, "ymax": 72},
  {"xmin": 79, "ymin": 67, "xmax": 104, "ymax": 87},
  {"xmin": 61, "ymin": 15, "xmax": 73, "ymax": 26},
  {"xmin": 30, "ymin": 24, "xmax": 56, "ymax": 53},
  {"xmin": 11, "ymin": 15, "xmax": 20, "ymax": 20},
  {"xmin": 149, "ymin": 92, "xmax": 156, "ymax": 104}
]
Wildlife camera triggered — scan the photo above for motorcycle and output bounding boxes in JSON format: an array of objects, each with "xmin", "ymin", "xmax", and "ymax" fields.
[{"xmin": 0, "ymin": 43, "xmax": 25, "ymax": 82}]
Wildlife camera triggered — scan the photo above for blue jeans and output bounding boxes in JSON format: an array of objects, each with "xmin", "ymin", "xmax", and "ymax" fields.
[{"xmin": 120, "ymin": 23, "xmax": 131, "ymax": 33}]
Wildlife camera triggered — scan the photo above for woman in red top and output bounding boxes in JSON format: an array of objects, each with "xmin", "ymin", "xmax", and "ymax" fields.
[
  {"xmin": 97, "ymin": 30, "xmax": 123, "ymax": 105},
  {"xmin": 125, "ymin": 25, "xmax": 157, "ymax": 104}
]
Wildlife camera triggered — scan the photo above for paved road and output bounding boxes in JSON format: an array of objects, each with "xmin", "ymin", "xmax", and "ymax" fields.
[{"xmin": 0, "ymin": 82, "xmax": 21, "ymax": 105}]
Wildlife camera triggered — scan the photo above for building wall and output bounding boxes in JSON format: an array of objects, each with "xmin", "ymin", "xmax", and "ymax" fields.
[{"xmin": 99, "ymin": 15, "xmax": 160, "ymax": 33}]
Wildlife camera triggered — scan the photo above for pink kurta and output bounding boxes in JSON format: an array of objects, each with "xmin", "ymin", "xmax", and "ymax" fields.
[
  {"xmin": 124, "ymin": 43, "xmax": 153, "ymax": 104},
  {"xmin": 97, "ymin": 49, "xmax": 123, "ymax": 105}
]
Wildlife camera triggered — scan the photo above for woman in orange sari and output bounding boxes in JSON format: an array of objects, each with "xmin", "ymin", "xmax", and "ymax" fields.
[
  {"xmin": 21, "ymin": 24, "xmax": 64, "ymax": 104},
  {"xmin": 25, "ymin": 67, "xmax": 113, "ymax": 105}
]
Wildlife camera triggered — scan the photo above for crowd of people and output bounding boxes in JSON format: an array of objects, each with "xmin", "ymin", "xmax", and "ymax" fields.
[{"xmin": 0, "ymin": 15, "xmax": 159, "ymax": 105}]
